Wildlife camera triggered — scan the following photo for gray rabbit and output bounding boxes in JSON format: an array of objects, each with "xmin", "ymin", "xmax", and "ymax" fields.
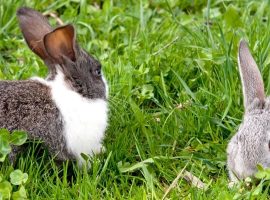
[
  {"xmin": 2, "ymin": 7, "xmax": 108, "ymax": 164},
  {"xmin": 227, "ymin": 40, "xmax": 270, "ymax": 182}
]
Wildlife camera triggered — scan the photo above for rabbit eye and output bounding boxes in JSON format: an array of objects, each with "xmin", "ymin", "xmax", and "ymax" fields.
[
  {"xmin": 268, "ymin": 141, "xmax": 270, "ymax": 150},
  {"xmin": 95, "ymin": 68, "xmax": 101, "ymax": 76}
]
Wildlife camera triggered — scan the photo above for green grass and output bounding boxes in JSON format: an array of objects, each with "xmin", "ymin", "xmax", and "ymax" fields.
[{"xmin": 1, "ymin": 0, "xmax": 270, "ymax": 199}]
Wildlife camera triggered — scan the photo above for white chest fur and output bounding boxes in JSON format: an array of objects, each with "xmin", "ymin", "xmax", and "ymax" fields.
[{"xmin": 35, "ymin": 72, "xmax": 108, "ymax": 163}]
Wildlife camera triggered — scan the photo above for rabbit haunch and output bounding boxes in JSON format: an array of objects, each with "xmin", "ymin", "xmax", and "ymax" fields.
[{"xmin": 32, "ymin": 67, "xmax": 108, "ymax": 163}]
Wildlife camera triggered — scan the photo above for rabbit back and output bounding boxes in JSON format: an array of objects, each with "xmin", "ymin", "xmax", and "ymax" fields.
[
  {"xmin": 227, "ymin": 104, "xmax": 270, "ymax": 181},
  {"xmin": 0, "ymin": 79, "xmax": 71, "ymax": 160}
]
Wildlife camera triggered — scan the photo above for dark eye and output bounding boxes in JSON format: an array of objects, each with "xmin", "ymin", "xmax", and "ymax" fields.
[
  {"xmin": 268, "ymin": 141, "xmax": 270, "ymax": 150},
  {"xmin": 94, "ymin": 68, "xmax": 101, "ymax": 77}
]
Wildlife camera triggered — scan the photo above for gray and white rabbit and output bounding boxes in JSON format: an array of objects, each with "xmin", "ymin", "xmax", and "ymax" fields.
[
  {"xmin": 227, "ymin": 40, "xmax": 270, "ymax": 182},
  {"xmin": 2, "ymin": 7, "xmax": 108, "ymax": 164}
]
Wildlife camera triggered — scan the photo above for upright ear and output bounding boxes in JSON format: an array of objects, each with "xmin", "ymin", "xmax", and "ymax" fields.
[
  {"xmin": 17, "ymin": 7, "xmax": 53, "ymax": 60},
  {"xmin": 43, "ymin": 25, "xmax": 76, "ymax": 64},
  {"xmin": 238, "ymin": 40, "xmax": 265, "ymax": 109}
]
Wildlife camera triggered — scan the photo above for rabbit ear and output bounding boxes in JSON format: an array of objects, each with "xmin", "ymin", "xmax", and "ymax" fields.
[
  {"xmin": 43, "ymin": 25, "xmax": 76, "ymax": 64},
  {"xmin": 17, "ymin": 7, "xmax": 53, "ymax": 60},
  {"xmin": 238, "ymin": 40, "xmax": 265, "ymax": 109}
]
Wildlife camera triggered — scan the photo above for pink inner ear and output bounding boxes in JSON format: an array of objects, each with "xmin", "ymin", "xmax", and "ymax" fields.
[
  {"xmin": 43, "ymin": 25, "xmax": 76, "ymax": 63},
  {"xmin": 29, "ymin": 40, "xmax": 45, "ymax": 59}
]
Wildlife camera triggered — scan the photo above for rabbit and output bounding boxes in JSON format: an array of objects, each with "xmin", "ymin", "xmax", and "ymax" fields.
[
  {"xmin": 2, "ymin": 7, "xmax": 108, "ymax": 164},
  {"xmin": 227, "ymin": 40, "xmax": 270, "ymax": 182}
]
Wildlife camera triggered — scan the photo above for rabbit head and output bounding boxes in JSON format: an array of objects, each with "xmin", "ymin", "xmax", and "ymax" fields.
[
  {"xmin": 227, "ymin": 40, "xmax": 270, "ymax": 182},
  {"xmin": 17, "ymin": 7, "xmax": 107, "ymax": 99}
]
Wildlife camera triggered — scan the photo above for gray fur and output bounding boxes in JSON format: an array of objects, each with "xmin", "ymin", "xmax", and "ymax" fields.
[
  {"xmin": 60, "ymin": 47, "xmax": 106, "ymax": 99},
  {"xmin": 227, "ymin": 40, "xmax": 270, "ymax": 182},
  {"xmin": 0, "ymin": 80, "xmax": 71, "ymax": 160},
  {"xmin": 2, "ymin": 7, "xmax": 107, "ymax": 162}
]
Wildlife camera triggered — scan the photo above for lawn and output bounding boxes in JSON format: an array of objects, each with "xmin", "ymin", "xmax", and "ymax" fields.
[{"xmin": 1, "ymin": 0, "xmax": 270, "ymax": 199}]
